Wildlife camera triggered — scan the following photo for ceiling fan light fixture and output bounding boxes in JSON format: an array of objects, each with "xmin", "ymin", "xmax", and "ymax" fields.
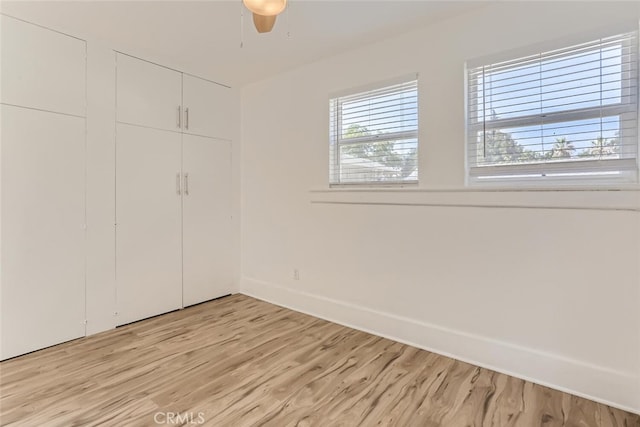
[
  {"xmin": 243, "ymin": 0, "xmax": 287, "ymax": 17},
  {"xmin": 252, "ymin": 13, "xmax": 277, "ymax": 33}
]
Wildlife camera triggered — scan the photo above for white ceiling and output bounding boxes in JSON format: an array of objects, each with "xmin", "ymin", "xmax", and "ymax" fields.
[{"xmin": 1, "ymin": 1, "xmax": 485, "ymax": 87}]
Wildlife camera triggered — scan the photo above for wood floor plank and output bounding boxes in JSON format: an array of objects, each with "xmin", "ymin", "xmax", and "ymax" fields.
[{"xmin": 1, "ymin": 294, "xmax": 638, "ymax": 427}]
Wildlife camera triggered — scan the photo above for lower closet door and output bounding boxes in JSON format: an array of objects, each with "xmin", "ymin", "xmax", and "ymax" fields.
[
  {"xmin": 182, "ymin": 134, "xmax": 232, "ymax": 307},
  {"xmin": 116, "ymin": 123, "xmax": 182, "ymax": 325},
  {"xmin": 1, "ymin": 105, "xmax": 86, "ymax": 360}
]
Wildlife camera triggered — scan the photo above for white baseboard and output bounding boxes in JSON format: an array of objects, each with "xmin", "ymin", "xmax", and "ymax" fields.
[{"xmin": 240, "ymin": 277, "xmax": 640, "ymax": 415}]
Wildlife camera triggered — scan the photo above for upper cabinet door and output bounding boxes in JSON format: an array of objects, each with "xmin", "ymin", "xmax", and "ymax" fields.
[
  {"xmin": 182, "ymin": 74, "xmax": 234, "ymax": 140},
  {"xmin": 116, "ymin": 53, "xmax": 182, "ymax": 132},
  {"xmin": 1, "ymin": 15, "xmax": 86, "ymax": 116}
]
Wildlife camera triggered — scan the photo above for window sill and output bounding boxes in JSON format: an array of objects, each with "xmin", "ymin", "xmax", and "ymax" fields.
[{"xmin": 309, "ymin": 185, "xmax": 640, "ymax": 212}]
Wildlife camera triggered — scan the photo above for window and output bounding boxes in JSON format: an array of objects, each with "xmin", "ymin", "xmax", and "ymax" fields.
[
  {"xmin": 329, "ymin": 77, "xmax": 418, "ymax": 185},
  {"xmin": 467, "ymin": 31, "xmax": 638, "ymax": 184}
]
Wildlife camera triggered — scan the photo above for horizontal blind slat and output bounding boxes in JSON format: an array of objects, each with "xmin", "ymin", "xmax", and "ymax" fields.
[
  {"xmin": 469, "ymin": 33, "xmax": 637, "ymax": 75},
  {"xmin": 469, "ymin": 158, "xmax": 638, "ymax": 177},
  {"xmin": 469, "ymin": 62, "xmax": 637, "ymax": 96},
  {"xmin": 470, "ymin": 44, "xmax": 636, "ymax": 82},
  {"xmin": 469, "ymin": 68, "xmax": 636, "ymax": 98}
]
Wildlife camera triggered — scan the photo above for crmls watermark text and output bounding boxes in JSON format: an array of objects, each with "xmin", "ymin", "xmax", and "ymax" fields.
[{"xmin": 153, "ymin": 411, "xmax": 205, "ymax": 425}]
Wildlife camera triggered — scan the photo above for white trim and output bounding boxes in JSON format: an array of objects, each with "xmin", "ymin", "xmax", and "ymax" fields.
[
  {"xmin": 0, "ymin": 12, "xmax": 85, "ymax": 41},
  {"xmin": 468, "ymin": 158, "xmax": 638, "ymax": 177},
  {"xmin": 113, "ymin": 50, "xmax": 231, "ymax": 88},
  {"xmin": 310, "ymin": 185, "xmax": 640, "ymax": 192},
  {"xmin": 466, "ymin": 21, "xmax": 639, "ymax": 70},
  {"xmin": 240, "ymin": 277, "xmax": 640, "ymax": 415},
  {"xmin": 337, "ymin": 130, "xmax": 418, "ymax": 146},
  {"xmin": 329, "ymin": 181, "xmax": 419, "ymax": 189},
  {"xmin": 466, "ymin": 27, "xmax": 639, "ymax": 185},
  {"xmin": 329, "ymin": 77, "xmax": 419, "ymax": 186},
  {"xmin": 468, "ymin": 104, "xmax": 636, "ymax": 131},
  {"xmin": 308, "ymin": 187, "xmax": 640, "ymax": 212},
  {"xmin": 328, "ymin": 73, "xmax": 419, "ymax": 100}
]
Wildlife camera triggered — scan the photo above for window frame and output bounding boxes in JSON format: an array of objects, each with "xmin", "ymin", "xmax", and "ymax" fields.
[
  {"xmin": 329, "ymin": 75, "xmax": 419, "ymax": 186},
  {"xmin": 465, "ymin": 27, "xmax": 640, "ymax": 187}
]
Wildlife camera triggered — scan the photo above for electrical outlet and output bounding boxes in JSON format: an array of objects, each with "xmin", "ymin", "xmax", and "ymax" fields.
[{"xmin": 293, "ymin": 269, "xmax": 300, "ymax": 280}]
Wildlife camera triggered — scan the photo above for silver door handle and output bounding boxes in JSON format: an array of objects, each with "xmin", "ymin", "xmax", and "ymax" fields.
[
  {"xmin": 184, "ymin": 173, "xmax": 189, "ymax": 195},
  {"xmin": 176, "ymin": 172, "xmax": 181, "ymax": 195},
  {"xmin": 185, "ymin": 107, "xmax": 189, "ymax": 130},
  {"xmin": 177, "ymin": 106, "xmax": 182, "ymax": 129}
]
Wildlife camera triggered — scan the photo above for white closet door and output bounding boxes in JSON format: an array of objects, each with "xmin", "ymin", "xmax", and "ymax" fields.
[
  {"xmin": 116, "ymin": 123, "xmax": 182, "ymax": 325},
  {"xmin": 182, "ymin": 74, "xmax": 233, "ymax": 140},
  {"xmin": 1, "ymin": 105, "xmax": 86, "ymax": 360},
  {"xmin": 116, "ymin": 54, "xmax": 182, "ymax": 132},
  {"xmin": 0, "ymin": 15, "xmax": 86, "ymax": 116},
  {"xmin": 182, "ymin": 134, "xmax": 232, "ymax": 306}
]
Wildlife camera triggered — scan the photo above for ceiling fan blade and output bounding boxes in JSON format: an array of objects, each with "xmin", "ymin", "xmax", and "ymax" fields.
[{"xmin": 252, "ymin": 13, "xmax": 277, "ymax": 33}]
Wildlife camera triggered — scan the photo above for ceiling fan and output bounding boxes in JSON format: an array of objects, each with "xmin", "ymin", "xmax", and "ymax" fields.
[{"xmin": 243, "ymin": 0, "xmax": 287, "ymax": 33}]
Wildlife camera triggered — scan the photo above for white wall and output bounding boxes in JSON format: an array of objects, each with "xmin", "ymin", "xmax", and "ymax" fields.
[{"xmin": 240, "ymin": 2, "xmax": 640, "ymax": 413}]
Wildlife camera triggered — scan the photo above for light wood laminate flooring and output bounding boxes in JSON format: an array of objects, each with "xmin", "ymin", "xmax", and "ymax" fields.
[{"xmin": 1, "ymin": 294, "xmax": 639, "ymax": 426}]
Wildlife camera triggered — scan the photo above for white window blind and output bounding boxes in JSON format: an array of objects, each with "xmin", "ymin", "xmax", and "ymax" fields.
[
  {"xmin": 330, "ymin": 78, "xmax": 418, "ymax": 185},
  {"xmin": 467, "ymin": 31, "xmax": 638, "ymax": 183}
]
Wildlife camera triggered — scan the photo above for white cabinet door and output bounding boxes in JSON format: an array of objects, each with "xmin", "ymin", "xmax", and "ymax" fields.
[
  {"xmin": 116, "ymin": 123, "xmax": 183, "ymax": 325},
  {"xmin": 182, "ymin": 74, "xmax": 233, "ymax": 140},
  {"xmin": 1, "ymin": 15, "xmax": 86, "ymax": 116},
  {"xmin": 182, "ymin": 134, "xmax": 232, "ymax": 306},
  {"xmin": 116, "ymin": 54, "xmax": 182, "ymax": 132},
  {"xmin": 1, "ymin": 105, "xmax": 86, "ymax": 360}
]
